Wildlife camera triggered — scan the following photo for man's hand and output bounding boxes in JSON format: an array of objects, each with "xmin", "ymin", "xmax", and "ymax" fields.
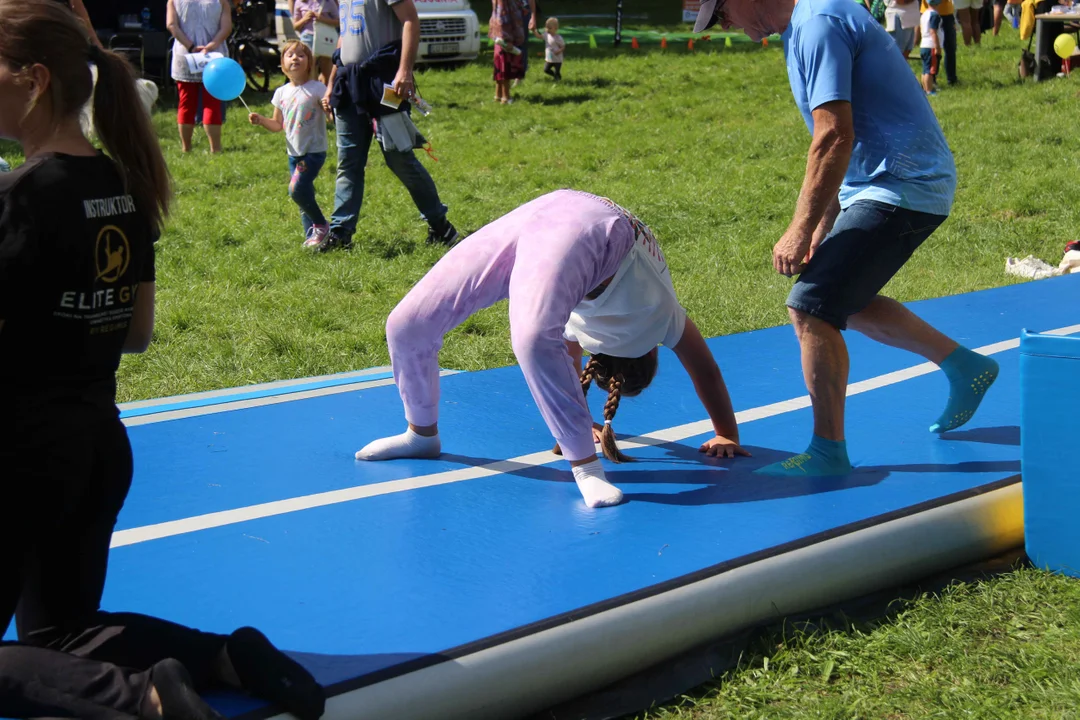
[
  {"xmin": 529, "ymin": 12, "xmax": 538, "ymax": 31},
  {"xmin": 699, "ymin": 435, "xmax": 752, "ymax": 459},
  {"xmin": 392, "ymin": 68, "xmax": 415, "ymax": 98},
  {"xmin": 773, "ymin": 226, "xmax": 813, "ymax": 277}
]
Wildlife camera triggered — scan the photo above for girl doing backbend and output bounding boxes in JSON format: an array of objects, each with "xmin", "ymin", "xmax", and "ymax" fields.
[{"xmin": 357, "ymin": 189, "xmax": 751, "ymax": 508}]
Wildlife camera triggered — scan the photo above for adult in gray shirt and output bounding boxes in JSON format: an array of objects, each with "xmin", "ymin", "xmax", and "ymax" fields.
[{"xmin": 317, "ymin": 0, "xmax": 459, "ymax": 251}]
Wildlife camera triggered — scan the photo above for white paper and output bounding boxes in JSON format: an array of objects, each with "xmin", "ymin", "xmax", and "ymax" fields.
[
  {"xmin": 184, "ymin": 51, "xmax": 224, "ymax": 75},
  {"xmin": 380, "ymin": 83, "xmax": 405, "ymax": 109},
  {"xmin": 313, "ymin": 24, "xmax": 339, "ymax": 57}
]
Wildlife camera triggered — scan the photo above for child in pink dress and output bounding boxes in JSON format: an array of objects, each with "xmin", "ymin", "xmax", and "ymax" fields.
[{"xmin": 356, "ymin": 190, "xmax": 750, "ymax": 509}]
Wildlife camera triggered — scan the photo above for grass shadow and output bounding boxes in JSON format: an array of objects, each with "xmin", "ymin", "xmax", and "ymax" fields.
[{"xmin": 520, "ymin": 93, "xmax": 595, "ymax": 106}]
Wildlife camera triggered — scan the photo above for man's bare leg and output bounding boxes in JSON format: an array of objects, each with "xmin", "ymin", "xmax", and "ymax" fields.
[
  {"xmin": 848, "ymin": 295, "xmax": 999, "ymax": 433},
  {"xmin": 756, "ymin": 308, "xmax": 854, "ymax": 476}
]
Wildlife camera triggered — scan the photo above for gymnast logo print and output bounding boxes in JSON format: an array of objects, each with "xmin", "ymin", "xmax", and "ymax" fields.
[
  {"xmin": 95, "ymin": 225, "xmax": 130, "ymax": 283},
  {"xmin": 340, "ymin": 0, "xmax": 367, "ymax": 36}
]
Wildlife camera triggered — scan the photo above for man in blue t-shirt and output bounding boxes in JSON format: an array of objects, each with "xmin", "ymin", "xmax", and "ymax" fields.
[{"xmin": 695, "ymin": 0, "xmax": 999, "ymax": 477}]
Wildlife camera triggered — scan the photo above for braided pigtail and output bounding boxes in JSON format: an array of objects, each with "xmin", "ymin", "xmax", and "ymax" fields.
[
  {"xmin": 599, "ymin": 373, "xmax": 633, "ymax": 463},
  {"xmin": 553, "ymin": 357, "xmax": 603, "ymax": 456}
]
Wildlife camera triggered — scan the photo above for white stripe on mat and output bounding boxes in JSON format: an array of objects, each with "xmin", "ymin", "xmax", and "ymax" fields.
[
  {"xmin": 122, "ymin": 370, "xmax": 460, "ymax": 427},
  {"xmin": 109, "ymin": 324, "xmax": 1080, "ymax": 549}
]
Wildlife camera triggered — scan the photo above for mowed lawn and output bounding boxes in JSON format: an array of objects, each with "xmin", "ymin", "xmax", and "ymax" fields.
[{"xmin": 3, "ymin": 24, "xmax": 1079, "ymax": 719}]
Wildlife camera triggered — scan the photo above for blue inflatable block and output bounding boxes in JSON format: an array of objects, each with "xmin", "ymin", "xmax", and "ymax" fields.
[{"xmin": 1020, "ymin": 330, "xmax": 1080, "ymax": 578}]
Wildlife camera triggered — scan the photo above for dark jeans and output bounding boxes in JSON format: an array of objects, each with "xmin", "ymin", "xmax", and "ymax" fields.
[
  {"xmin": 942, "ymin": 13, "xmax": 958, "ymax": 83},
  {"xmin": 787, "ymin": 200, "xmax": 947, "ymax": 330},
  {"xmin": 329, "ymin": 103, "xmax": 448, "ymax": 239},
  {"xmin": 1, "ymin": 403, "xmax": 228, "ymax": 713},
  {"xmin": 544, "ymin": 61, "xmax": 562, "ymax": 79},
  {"xmin": 289, "ymin": 152, "xmax": 328, "ymax": 234}
]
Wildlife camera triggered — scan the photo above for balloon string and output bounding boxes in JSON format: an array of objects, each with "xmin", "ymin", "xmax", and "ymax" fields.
[{"xmin": 237, "ymin": 95, "xmax": 251, "ymax": 113}]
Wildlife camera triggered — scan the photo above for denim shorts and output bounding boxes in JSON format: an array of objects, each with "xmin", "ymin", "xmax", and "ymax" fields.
[
  {"xmin": 921, "ymin": 48, "xmax": 939, "ymax": 76},
  {"xmin": 786, "ymin": 200, "xmax": 947, "ymax": 330}
]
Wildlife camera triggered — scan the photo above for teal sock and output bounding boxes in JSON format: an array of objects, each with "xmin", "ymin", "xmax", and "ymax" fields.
[
  {"xmin": 754, "ymin": 435, "xmax": 853, "ymax": 477},
  {"xmin": 929, "ymin": 347, "xmax": 1000, "ymax": 434}
]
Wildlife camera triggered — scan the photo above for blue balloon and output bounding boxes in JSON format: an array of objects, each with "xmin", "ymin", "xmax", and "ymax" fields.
[{"xmin": 203, "ymin": 57, "xmax": 247, "ymax": 101}]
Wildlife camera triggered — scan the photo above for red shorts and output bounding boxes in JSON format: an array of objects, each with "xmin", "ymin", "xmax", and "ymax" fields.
[
  {"xmin": 493, "ymin": 45, "xmax": 525, "ymax": 82},
  {"xmin": 176, "ymin": 81, "xmax": 224, "ymax": 126}
]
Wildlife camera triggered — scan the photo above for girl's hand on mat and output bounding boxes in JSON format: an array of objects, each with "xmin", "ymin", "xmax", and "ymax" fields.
[
  {"xmin": 773, "ymin": 228, "xmax": 812, "ymax": 277},
  {"xmin": 699, "ymin": 436, "xmax": 751, "ymax": 459}
]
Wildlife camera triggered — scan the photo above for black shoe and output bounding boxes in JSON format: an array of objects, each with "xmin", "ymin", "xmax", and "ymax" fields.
[
  {"xmin": 427, "ymin": 221, "xmax": 460, "ymax": 246},
  {"xmin": 150, "ymin": 658, "xmax": 226, "ymax": 720},
  {"xmin": 226, "ymin": 627, "xmax": 326, "ymax": 720},
  {"xmin": 314, "ymin": 230, "xmax": 352, "ymax": 253}
]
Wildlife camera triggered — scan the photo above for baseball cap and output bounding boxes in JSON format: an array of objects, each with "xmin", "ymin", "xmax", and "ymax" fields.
[{"xmin": 694, "ymin": 0, "xmax": 720, "ymax": 32}]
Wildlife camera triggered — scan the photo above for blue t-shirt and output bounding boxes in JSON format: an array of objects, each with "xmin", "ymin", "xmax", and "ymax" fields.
[{"xmin": 781, "ymin": 0, "xmax": 956, "ymax": 216}]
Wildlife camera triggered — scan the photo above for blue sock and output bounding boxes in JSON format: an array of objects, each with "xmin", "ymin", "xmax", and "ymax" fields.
[
  {"xmin": 755, "ymin": 435, "xmax": 853, "ymax": 477},
  {"xmin": 929, "ymin": 347, "xmax": 999, "ymax": 434}
]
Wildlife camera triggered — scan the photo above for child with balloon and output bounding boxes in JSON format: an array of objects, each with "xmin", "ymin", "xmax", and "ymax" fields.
[{"xmin": 248, "ymin": 40, "xmax": 331, "ymax": 247}]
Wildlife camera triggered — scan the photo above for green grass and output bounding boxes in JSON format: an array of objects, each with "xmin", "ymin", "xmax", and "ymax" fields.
[
  {"xmin": 637, "ymin": 566, "xmax": 1080, "ymax": 719},
  {"xmin": 4, "ymin": 30, "xmax": 1073, "ymax": 401},
  {"xmin": 3, "ymin": 29, "xmax": 1080, "ymax": 717}
]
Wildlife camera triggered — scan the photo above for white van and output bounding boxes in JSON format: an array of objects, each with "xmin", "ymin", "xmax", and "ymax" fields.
[{"xmin": 275, "ymin": 0, "xmax": 481, "ymax": 65}]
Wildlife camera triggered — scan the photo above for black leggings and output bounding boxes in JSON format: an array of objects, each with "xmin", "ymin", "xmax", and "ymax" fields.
[
  {"xmin": 544, "ymin": 61, "xmax": 562, "ymax": 79},
  {"xmin": 1, "ymin": 403, "xmax": 226, "ymax": 717},
  {"xmin": 0, "ymin": 642, "xmax": 151, "ymax": 720}
]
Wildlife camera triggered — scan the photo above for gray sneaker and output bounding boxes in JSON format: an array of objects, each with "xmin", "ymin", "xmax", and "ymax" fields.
[
  {"xmin": 314, "ymin": 230, "xmax": 352, "ymax": 253},
  {"xmin": 427, "ymin": 221, "xmax": 460, "ymax": 247}
]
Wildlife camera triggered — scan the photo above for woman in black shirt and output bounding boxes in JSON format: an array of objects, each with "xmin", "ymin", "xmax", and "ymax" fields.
[{"xmin": 0, "ymin": 2, "xmax": 324, "ymax": 719}]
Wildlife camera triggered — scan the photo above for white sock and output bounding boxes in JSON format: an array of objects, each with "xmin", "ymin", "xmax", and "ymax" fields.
[
  {"xmin": 356, "ymin": 429, "xmax": 441, "ymax": 461},
  {"xmin": 571, "ymin": 459, "xmax": 624, "ymax": 509}
]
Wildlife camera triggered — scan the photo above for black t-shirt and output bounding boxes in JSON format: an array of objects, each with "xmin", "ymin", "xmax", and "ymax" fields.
[{"xmin": 0, "ymin": 153, "xmax": 156, "ymax": 409}]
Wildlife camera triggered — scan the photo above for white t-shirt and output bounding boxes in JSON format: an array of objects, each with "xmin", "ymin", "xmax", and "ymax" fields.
[
  {"xmin": 564, "ymin": 202, "xmax": 687, "ymax": 359},
  {"xmin": 271, "ymin": 80, "xmax": 328, "ymax": 157},
  {"xmin": 885, "ymin": 0, "xmax": 920, "ymax": 29},
  {"xmin": 543, "ymin": 31, "xmax": 566, "ymax": 63},
  {"xmin": 920, "ymin": 9, "xmax": 944, "ymax": 49}
]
